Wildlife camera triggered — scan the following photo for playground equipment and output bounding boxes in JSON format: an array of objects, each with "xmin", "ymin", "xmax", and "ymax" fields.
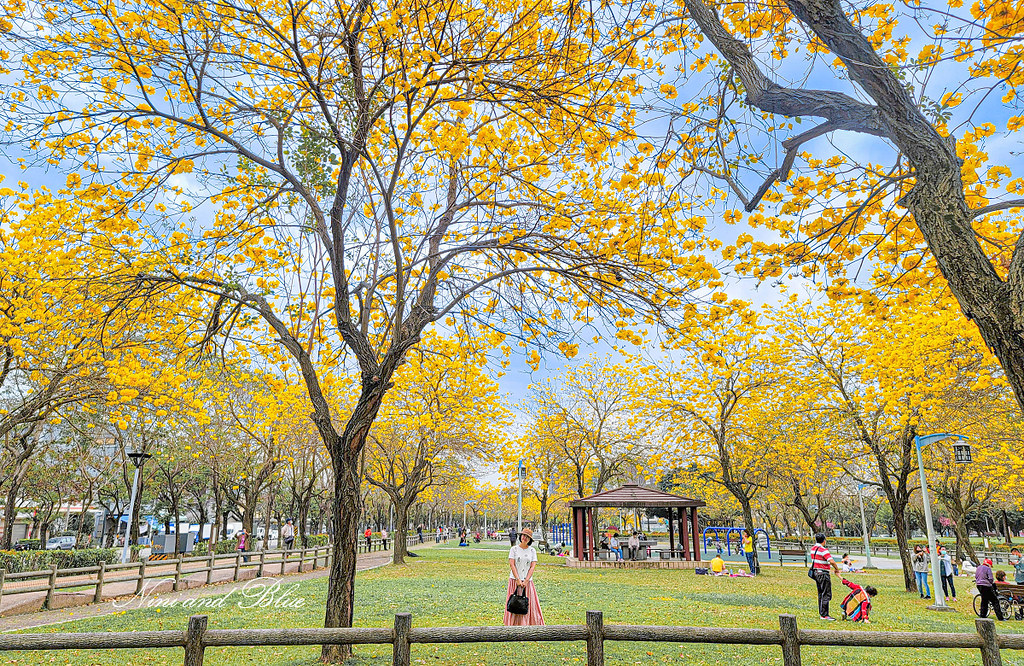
[{"xmin": 702, "ymin": 526, "xmax": 771, "ymax": 559}]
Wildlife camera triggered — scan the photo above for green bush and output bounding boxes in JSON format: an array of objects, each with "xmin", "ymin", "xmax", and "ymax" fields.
[
  {"xmin": 305, "ymin": 533, "xmax": 329, "ymax": 547},
  {"xmin": 0, "ymin": 547, "xmax": 134, "ymax": 573},
  {"xmin": 214, "ymin": 538, "xmax": 239, "ymax": 554}
]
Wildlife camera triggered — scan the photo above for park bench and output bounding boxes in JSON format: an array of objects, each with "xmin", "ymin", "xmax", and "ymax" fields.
[
  {"xmin": 976, "ymin": 582, "xmax": 1024, "ymax": 620},
  {"xmin": 778, "ymin": 549, "xmax": 807, "ymax": 566}
]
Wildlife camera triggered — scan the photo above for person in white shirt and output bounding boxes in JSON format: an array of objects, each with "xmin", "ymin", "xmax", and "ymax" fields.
[
  {"xmin": 281, "ymin": 519, "xmax": 295, "ymax": 551},
  {"xmin": 505, "ymin": 528, "xmax": 545, "ymax": 626},
  {"xmin": 627, "ymin": 532, "xmax": 641, "ymax": 560},
  {"xmin": 380, "ymin": 528, "xmax": 389, "ymax": 550}
]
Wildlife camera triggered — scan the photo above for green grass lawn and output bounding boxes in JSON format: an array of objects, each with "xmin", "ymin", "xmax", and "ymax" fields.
[{"xmin": 4, "ymin": 546, "xmax": 1024, "ymax": 665}]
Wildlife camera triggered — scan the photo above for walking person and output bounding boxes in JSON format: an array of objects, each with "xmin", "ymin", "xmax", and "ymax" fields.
[
  {"xmin": 381, "ymin": 527, "xmax": 389, "ymax": 550},
  {"xmin": 912, "ymin": 546, "xmax": 931, "ymax": 599},
  {"xmin": 743, "ymin": 528, "xmax": 757, "ymax": 575},
  {"xmin": 810, "ymin": 533, "xmax": 841, "ymax": 621},
  {"xmin": 436, "ymin": 526, "xmax": 442, "ymax": 543},
  {"xmin": 939, "ymin": 545, "xmax": 957, "ymax": 602},
  {"xmin": 236, "ymin": 528, "xmax": 249, "ymax": 563},
  {"xmin": 364, "ymin": 527, "xmax": 372, "ymax": 550},
  {"xmin": 281, "ymin": 519, "xmax": 295, "ymax": 552},
  {"xmin": 504, "ymin": 528, "xmax": 545, "ymax": 626},
  {"xmin": 508, "ymin": 527, "xmax": 517, "ymax": 547},
  {"xmin": 976, "ymin": 558, "xmax": 1005, "ymax": 620},
  {"xmin": 417, "ymin": 524, "xmax": 424, "ymax": 544}
]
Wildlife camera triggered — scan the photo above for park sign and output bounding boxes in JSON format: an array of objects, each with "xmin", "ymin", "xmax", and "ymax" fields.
[{"xmin": 953, "ymin": 442, "xmax": 972, "ymax": 464}]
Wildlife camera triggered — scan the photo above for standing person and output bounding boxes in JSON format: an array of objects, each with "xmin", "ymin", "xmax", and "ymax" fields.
[
  {"xmin": 504, "ymin": 528, "xmax": 545, "ymax": 626},
  {"xmin": 381, "ymin": 527, "xmax": 389, "ymax": 550},
  {"xmin": 810, "ymin": 533, "xmax": 842, "ymax": 621},
  {"xmin": 417, "ymin": 524, "xmax": 424, "ymax": 544},
  {"xmin": 912, "ymin": 546, "xmax": 931, "ymax": 599},
  {"xmin": 436, "ymin": 526, "xmax": 442, "ymax": 543},
  {"xmin": 508, "ymin": 527, "xmax": 517, "ymax": 547},
  {"xmin": 627, "ymin": 532, "xmax": 640, "ymax": 561},
  {"xmin": 281, "ymin": 519, "xmax": 295, "ymax": 552},
  {"xmin": 743, "ymin": 529, "xmax": 757, "ymax": 575},
  {"xmin": 939, "ymin": 545, "xmax": 957, "ymax": 602},
  {"xmin": 1010, "ymin": 547, "xmax": 1024, "ymax": 585},
  {"xmin": 236, "ymin": 528, "xmax": 249, "ymax": 563},
  {"xmin": 364, "ymin": 527, "xmax": 372, "ymax": 550},
  {"xmin": 976, "ymin": 558, "xmax": 1005, "ymax": 620}
]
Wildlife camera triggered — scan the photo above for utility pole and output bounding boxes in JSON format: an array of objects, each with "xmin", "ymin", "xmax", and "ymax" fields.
[
  {"xmin": 517, "ymin": 459, "xmax": 525, "ymax": 534},
  {"xmin": 856, "ymin": 484, "xmax": 875, "ymax": 569}
]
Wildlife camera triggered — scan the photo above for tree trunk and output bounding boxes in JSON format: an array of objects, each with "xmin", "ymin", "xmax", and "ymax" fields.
[
  {"xmin": 1, "ymin": 480, "xmax": 21, "ymax": 550},
  {"xmin": 892, "ymin": 502, "xmax": 915, "ymax": 592},
  {"xmin": 393, "ymin": 500, "xmax": 410, "ymax": 564},
  {"xmin": 298, "ymin": 498, "xmax": 310, "ymax": 548},
  {"xmin": 322, "ymin": 452, "xmax": 361, "ymax": 663}
]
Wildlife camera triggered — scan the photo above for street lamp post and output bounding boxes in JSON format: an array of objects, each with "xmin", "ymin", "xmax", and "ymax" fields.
[
  {"xmin": 856, "ymin": 484, "xmax": 875, "ymax": 569},
  {"xmin": 120, "ymin": 451, "xmax": 153, "ymax": 564},
  {"xmin": 517, "ymin": 459, "xmax": 525, "ymax": 534},
  {"xmin": 915, "ymin": 433, "xmax": 967, "ymax": 612}
]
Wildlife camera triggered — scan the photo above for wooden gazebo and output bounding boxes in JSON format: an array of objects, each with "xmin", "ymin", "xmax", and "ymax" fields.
[{"xmin": 569, "ymin": 484, "xmax": 705, "ymax": 564}]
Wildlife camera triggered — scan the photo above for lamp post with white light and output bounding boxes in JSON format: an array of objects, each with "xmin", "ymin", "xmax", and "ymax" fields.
[
  {"xmin": 856, "ymin": 484, "xmax": 875, "ymax": 569},
  {"xmin": 120, "ymin": 451, "xmax": 153, "ymax": 564},
  {"xmin": 915, "ymin": 433, "xmax": 968, "ymax": 612}
]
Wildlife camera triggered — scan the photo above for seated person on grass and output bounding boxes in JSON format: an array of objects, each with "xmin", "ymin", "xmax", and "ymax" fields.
[
  {"xmin": 710, "ymin": 553, "xmax": 728, "ymax": 575},
  {"xmin": 840, "ymin": 553, "xmax": 862, "ymax": 573},
  {"xmin": 840, "ymin": 578, "xmax": 878, "ymax": 623}
]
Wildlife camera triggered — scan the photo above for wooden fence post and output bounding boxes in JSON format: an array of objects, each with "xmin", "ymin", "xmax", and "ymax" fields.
[
  {"xmin": 281, "ymin": 549, "xmax": 287, "ymax": 575},
  {"xmin": 94, "ymin": 562, "xmax": 106, "ymax": 603},
  {"xmin": 586, "ymin": 610, "xmax": 604, "ymax": 666},
  {"xmin": 44, "ymin": 564, "xmax": 58, "ymax": 610},
  {"xmin": 298, "ymin": 548, "xmax": 306, "ymax": 572},
  {"xmin": 136, "ymin": 559, "xmax": 147, "ymax": 595},
  {"xmin": 0, "ymin": 568, "xmax": 6, "ymax": 608},
  {"xmin": 174, "ymin": 556, "xmax": 183, "ymax": 592},
  {"xmin": 206, "ymin": 553, "xmax": 215, "ymax": 585},
  {"xmin": 393, "ymin": 612, "xmax": 412, "ymax": 666},
  {"xmin": 183, "ymin": 614, "xmax": 208, "ymax": 666},
  {"xmin": 779, "ymin": 614, "xmax": 801, "ymax": 666},
  {"xmin": 976, "ymin": 617, "xmax": 1002, "ymax": 666},
  {"xmin": 258, "ymin": 550, "xmax": 266, "ymax": 577},
  {"xmin": 233, "ymin": 553, "xmax": 241, "ymax": 582}
]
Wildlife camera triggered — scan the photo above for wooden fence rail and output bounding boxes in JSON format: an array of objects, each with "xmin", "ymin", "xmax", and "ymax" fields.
[
  {"xmin": 0, "ymin": 612, "xmax": 1020, "ymax": 666},
  {"xmin": 0, "ymin": 546, "xmax": 332, "ymax": 611},
  {"xmin": 771, "ymin": 540, "xmax": 1020, "ymax": 565}
]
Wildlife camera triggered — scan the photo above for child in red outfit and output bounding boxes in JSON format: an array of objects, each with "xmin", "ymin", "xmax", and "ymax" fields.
[{"xmin": 840, "ymin": 578, "xmax": 878, "ymax": 623}]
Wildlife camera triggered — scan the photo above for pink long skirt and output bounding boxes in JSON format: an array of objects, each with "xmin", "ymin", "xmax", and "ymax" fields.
[{"xmin": 504, "ymin": 579, "xmax": 545, "ymax": 626}]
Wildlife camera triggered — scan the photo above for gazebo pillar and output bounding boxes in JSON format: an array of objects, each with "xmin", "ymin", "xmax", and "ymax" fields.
[
  {"xmin": 668, "ymin": 507, "xmax": 675, "ymax": 555},
  {"xmin": 587, "ymin": 507, "xmax": 595, "ymax": 560},
  {"xmin": 690, "ymin": 507, "xmax": 701, "ymax": 562},
  {"xmin": 681, "ymin": 510, "xmax": 691, "ymax": 561}
]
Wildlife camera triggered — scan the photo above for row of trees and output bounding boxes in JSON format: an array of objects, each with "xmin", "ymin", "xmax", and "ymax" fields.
[{"xmin": 4, "ymin": 0, "xmax": 1024, "ymax": 660}]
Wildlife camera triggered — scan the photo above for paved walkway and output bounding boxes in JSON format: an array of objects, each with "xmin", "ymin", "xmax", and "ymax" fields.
[{"xmin": 0, "ymin": 546, "xmax": 402, "ymax": 631}]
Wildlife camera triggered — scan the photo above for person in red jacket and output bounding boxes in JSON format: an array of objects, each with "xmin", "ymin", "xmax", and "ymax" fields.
[
  {"xmin": 364, "ymin": 527, "xmax": 372, "ymax": 550},
  {"xmin": 839, "ymin": 578, "xmax": 877, "ymax": 623}
]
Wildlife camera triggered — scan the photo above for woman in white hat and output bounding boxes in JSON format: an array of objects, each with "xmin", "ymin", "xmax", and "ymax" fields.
[{"xmin": 504, "ymin": 528, "xmax": 545, "ymax": 625}]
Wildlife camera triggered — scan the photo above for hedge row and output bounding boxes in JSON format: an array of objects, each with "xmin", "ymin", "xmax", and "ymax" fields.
[{"xmin": 0, "ymin": 547, "xmax": 142, "ymax": 574}]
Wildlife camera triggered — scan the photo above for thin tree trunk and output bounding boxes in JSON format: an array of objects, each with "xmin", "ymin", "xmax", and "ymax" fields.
[
  {"xmin": 892, "ymin": 503, "xmax": 915, "ymax": 592},
  {"xmin": 393, "ymin": 500, "xmax": 410, "ymax": 564}
]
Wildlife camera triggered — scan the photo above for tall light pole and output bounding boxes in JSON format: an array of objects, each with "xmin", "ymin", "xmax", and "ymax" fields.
[
  {"xmin": 120, "ymin": 451, "xmax": 152, "ymax": 564},
  {"xmin": 915, "ymin": 433, "xmax": 966, "ymax": 612},
  {"xmin": 463, "ymin": 500, "xmax": 475, "ymax": 531},
  {"xmin": 517, "ymin": 459, "xmax": 525, "ymax": 534},
  {"xmin": 856, "ymin": 484, "xmax": 875, "ymax": 569}
]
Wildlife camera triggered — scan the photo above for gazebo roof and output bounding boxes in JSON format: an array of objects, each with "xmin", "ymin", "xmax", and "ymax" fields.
[{"xmin": 569, "ymin": 484, "xmax": 706, "ymax": 509}]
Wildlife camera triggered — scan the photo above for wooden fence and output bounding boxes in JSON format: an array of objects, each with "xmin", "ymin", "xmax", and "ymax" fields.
[
  {"xmin": 0, "ymin": 536, "xmax": 450, "ymax": 614},
  {"xmin": 0, "ymin": 546, "xmax": 333, "ymax": 611},
  {"xmin": 0, "ymin": 612, "xmax": 1020, "ymax": 665},
  {"xmin": 772, "ymin": 540, "xmax": 1021, "ymax": 564}
]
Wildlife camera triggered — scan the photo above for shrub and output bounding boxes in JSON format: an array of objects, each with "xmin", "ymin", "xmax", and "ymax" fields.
[{"xmin": 0, "ymin": 547, "xmax": 131, "ymax": 573}]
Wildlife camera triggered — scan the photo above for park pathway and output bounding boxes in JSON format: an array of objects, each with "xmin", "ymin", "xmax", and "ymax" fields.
[{"xmin": 0, "ymin": 544, "xmax": 413, "ymax": 632}]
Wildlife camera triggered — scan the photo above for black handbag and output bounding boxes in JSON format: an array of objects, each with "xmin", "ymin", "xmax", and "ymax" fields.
[{"xmin": 506, "ymin": 585, "xmax": 529, "ymax": 615}]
